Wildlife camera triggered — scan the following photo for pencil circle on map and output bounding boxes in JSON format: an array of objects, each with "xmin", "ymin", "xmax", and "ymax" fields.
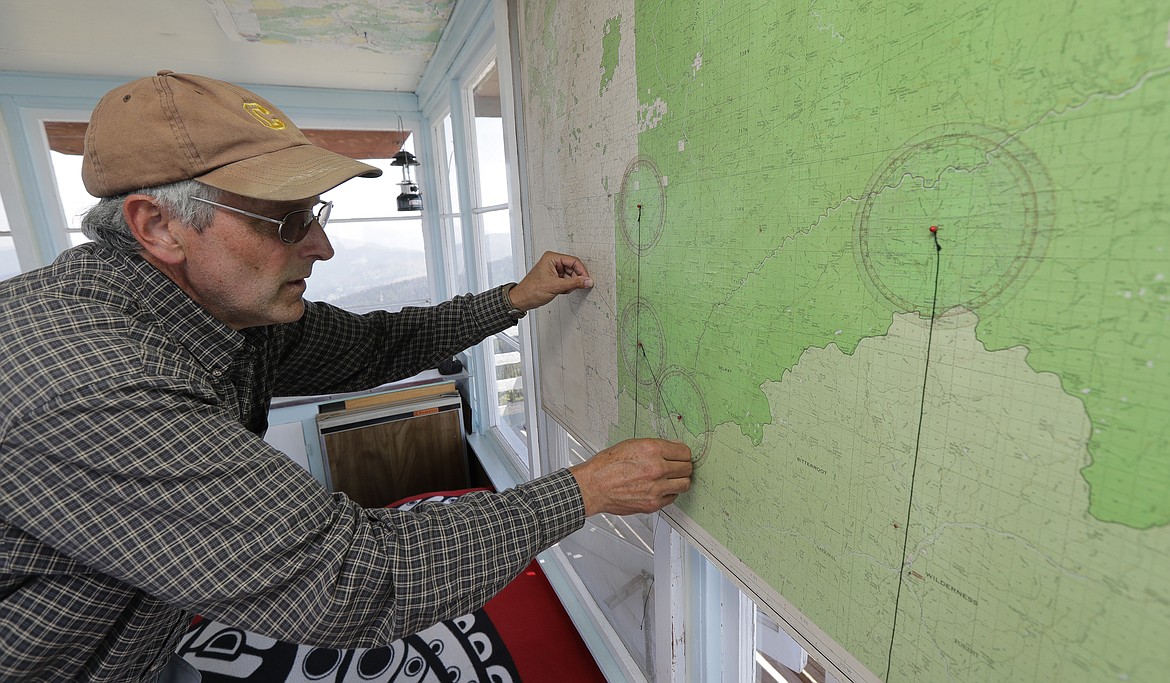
[
  {"xmin": 617, "ymin": 156, "xmax": 667, "ymax": 255},
  {"xmin": 656, "ymin": 368, "xmax": 712, "ymax": 466},
  {"xmin": 854, "ymin": 124, "xmax": 1053, "ymax": 321},
  {"xmin": 619, "ymin": 298, "xmax": 666, "ymax": 387}
]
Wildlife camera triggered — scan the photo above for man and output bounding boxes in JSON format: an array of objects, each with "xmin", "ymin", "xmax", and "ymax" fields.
[{"xmin": 0, "ymin": 71, "xmax": 691, "ymax": 682}]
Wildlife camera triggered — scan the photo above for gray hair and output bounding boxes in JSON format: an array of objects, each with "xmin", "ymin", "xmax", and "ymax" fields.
[{"xmin": 80, "ymin": 180, "xmax": 222, "ymax": 254}]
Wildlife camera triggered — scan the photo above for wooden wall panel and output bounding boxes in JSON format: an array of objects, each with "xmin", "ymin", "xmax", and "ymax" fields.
[{"xmin": 323, "ymin": 407, "xmax": 467, "ymax": 508}]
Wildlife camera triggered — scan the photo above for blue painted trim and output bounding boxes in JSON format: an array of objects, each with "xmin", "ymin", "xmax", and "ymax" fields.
[
  {"xmin": 0, "ymin": 71, "xmax": 419, "ymax": 114},
  {"xmin": 0, "ymin": 72, "xmax": 124, "ymax": 101},
  {"xmin": 417, "ymin": 0, "xmax": 493, "ymax": 106}
]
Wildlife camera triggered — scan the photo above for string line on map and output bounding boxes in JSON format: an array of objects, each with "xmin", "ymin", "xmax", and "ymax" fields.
[
  {"xmin": 632, "ymin": 201, "xmax": 687, "ymax": 631},
  {"xmin": 633, "ymin": 203, "xmax": 643, "ymax": 434},
  {"xmin": 884, "ymin": 225, "xmax": 943, "ymax": 680},
  {"xmin": 631, "ymin": 202, "xmax": 685, "ymax": 445}
]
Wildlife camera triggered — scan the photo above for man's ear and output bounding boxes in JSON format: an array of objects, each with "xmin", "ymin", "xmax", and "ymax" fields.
[{"xmin": 124, "ymin": 195, "xmax": 185, "ymax": 265}]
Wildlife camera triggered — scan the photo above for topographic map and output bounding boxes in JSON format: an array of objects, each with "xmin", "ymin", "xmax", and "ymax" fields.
[
  {"xmin": 517, "ymin": 1, "xmax": 1170, "ymax": 681},
  {"xmin": 205, "ymin": 0, "xmax": 453, "ymax": 55}
]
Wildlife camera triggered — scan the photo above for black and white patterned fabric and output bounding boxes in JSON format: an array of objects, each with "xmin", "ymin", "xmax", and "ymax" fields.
[{"xmin": 179, "ymin": 607, "xmax": 517, "ymax": 683}]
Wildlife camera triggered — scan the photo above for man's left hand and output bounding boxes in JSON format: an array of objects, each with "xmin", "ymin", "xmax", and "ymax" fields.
[{"xmin": 507, "ymin": 251, "xmax": 594, "ymax": 312}]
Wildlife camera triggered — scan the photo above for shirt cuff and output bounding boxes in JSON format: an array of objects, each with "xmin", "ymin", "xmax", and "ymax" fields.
[
  {"xmin": 470, "ymin": 284, "xmax": 521, "ymax": 333},
  {"xmin": 507, "ymin": 468, "xmax": 586, "ymax": 550}
]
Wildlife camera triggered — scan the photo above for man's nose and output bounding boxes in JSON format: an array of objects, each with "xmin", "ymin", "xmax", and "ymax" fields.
[{"xmin": 300, "ymin": 219, "xmax": 334, "ymax": 261}]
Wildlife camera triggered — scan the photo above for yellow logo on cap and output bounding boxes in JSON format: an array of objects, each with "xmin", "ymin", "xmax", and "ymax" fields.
[{"xmin": 242, "ymin": 102, "xmax": 286, "ymax": 130}]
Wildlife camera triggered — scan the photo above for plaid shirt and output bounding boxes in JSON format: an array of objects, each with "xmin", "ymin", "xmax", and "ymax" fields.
[{"xmin": 0, "ymin": 243, "xmax": 584, "ymax": 682}]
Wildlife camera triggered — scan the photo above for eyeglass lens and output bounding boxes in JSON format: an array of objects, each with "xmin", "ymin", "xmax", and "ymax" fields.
[{"xmin": 279, "ymin": 202, "xmax": 331, "ymax": 244}]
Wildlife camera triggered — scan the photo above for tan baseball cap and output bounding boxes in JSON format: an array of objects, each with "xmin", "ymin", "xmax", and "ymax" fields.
[{"xmin": 82, "ymin": 70, "xmax": 382, "ymax": 200}]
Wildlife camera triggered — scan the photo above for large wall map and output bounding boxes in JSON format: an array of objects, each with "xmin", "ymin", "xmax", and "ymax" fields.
[{"xmin": 517, "ymin": 1, "xmax": 1170, "ymax": 680}]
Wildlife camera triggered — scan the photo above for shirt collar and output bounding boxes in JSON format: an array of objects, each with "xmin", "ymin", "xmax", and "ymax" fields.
[{"xmin": 112, "ymin": 247, "xmax": 246, "ymax": 374}]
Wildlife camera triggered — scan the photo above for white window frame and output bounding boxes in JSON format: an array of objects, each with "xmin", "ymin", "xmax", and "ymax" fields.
[
  {"xmin": 460, "ymin": 51, "xmax": 530, "ymax": 470},
  {"xmin": 422, "ymin": 1, "xmax": 541, "ymax": 479},
  {"xmin": 493, "ymin": 0, "xmax": 545, "ymax": 478},
  {"xmin": 429, "ymin": 110, "xmax": 467, "ymax": 298},
  {"xmin": 0, "ymin": 98, "xmax": 97, "ymax": 270},
  {"xmin": 0, "ymin": 118, "xmax": 38, "ymax": 274}
]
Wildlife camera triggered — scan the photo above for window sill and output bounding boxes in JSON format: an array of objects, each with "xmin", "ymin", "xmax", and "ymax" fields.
[{"xmin": 466, "ymin": 429, "xmax": 529, "ymax": 490}]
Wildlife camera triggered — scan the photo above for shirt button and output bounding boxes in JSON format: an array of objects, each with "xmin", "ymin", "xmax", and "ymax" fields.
[{"xmin": 212, "ymin": 369, "xmax": 223, "ymax": 377}]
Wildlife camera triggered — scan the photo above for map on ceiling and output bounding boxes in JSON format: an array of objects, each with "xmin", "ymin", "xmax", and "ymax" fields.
[
  {"xmin": 516, "ymin": 0, "xmax": 1170, "ymax": 681},
  {"xmin": 205, "ymin": 0, "xmax": 454, "ymax": 55}
]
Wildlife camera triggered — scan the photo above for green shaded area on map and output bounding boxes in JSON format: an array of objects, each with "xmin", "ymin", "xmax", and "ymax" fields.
[
  {"xmin": 612, "ymin": 0, "xmax": 1170, "ymax": 680},
  {"xmin": 600, "ymin": 15, "xmax": 622, "ymax": 95},
  {"xmin": 621, "ymin": 0, "xmax": 1170, "ymax": 527}
]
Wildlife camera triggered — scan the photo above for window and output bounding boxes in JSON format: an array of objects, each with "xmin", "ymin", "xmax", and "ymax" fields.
[
  {"xmin": 543, "ymin": 420, "xmax": 839, "ymax": 683},
  {"xmin": 48, "ymin": 151, "xmax": 91, "ymax": 248},
  {"xmin": 0, "ymin": 192, "xmax": 19, "ymax": 280},
  {"xmin": 429, "ymin": 48, "xmax": 532, "ymax": 464},
  {"xmin": 39, "ymin": 120, "xmax": 430, "ymax": 315},
  {"xmin": 434, "ymin": 113, "xmax": 467, "ymax": 296},
  {"xmin": 466, "ymin": 60, "xmax": 529, "ymax": 453},
  {"xmin": 306, "ymin": 133, "xmax": 432, "ymax": 314},
  {"xmin": 663, "ymin": 527, "xmax": 841, "ymax": 683},
  {"xmin": 554, "ymin": 424, "xmax": 657, "ymax": 677}
]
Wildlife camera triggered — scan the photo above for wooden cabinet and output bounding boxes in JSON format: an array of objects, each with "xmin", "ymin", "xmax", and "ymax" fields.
[{"xmin": 316, "ymin": 389, "xmax": 468, "ymax": 508}]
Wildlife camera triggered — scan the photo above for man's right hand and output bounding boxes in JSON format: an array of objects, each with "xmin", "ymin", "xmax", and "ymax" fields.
[{"xmin": 568, "ymin": 438, "xmax": 693, "ymax": 516}]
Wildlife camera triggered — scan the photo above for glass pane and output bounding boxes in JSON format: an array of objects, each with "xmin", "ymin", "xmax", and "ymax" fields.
[
  {"xmin": 308, "ymin": 133, "xmax": 430, "ymax": 315},
  {"xmin": 471, "ymin": 63, "xmax": 509, "ymax": 207},
  {"xmin": 492, "ymin": 333, "xmax": 525, "ymax": 435},
  {"xmin": 0, "ymin": 236, "xmax": 18, "ymax": 280},
  {"xmin": 443, "ymin": 115, "xmax": 460, "ymax": 214},
  {"xmin": 323, "ymin": 135, "xmax": 418, "ymax": 221},
  {"xmin": 481, "ymin": 208, "xmax": 514, "ymax": 289},
  {"xmin": 755, "ymin": 608, "xmax": 813, "ymax": 682},
  {"xmin": 304, "ymin": 218, "xmax": 429, "ymax": 313},
  {"xmin": 498, "ymin": 321, "xmax": 519, "ymax": 346},
  {"xmin": 444, "ymin": 215, "xmax": 467, "ymax": 294},
  {"xmin": 0, "ymin": 193, "xmax": 18, "ymax": 279},
  {"xmin": 49, "ymin": 151, "xmax": 86, "ymax": 231},
  {"xmin": 49, "ymin": 151, "xmax": 92, "ymax": 246},
  {"xmin": 322, "ymin": 157, "xmax": 400, "ymax": 220},
  {"xmin": 558, "ymin": 426, "xmax": 656, "ymax": 677}
]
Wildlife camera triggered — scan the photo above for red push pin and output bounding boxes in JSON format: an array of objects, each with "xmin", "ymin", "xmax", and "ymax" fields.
[{"xmin": 929, "ymin": 225, "xmax": 938, "ymax": 233}]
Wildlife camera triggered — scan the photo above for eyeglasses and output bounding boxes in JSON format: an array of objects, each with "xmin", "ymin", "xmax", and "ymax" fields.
[{"xmin": 191, "ymin": 197, "xmax": 332, "ymax": 244}]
